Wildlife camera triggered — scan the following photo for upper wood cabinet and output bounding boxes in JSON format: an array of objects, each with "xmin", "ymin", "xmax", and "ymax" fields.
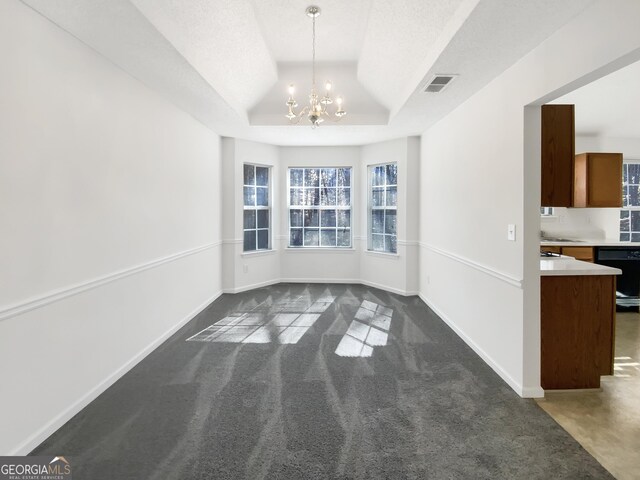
[
  {"xmin": 541, "ymin": 104, "xmax": 623, "ymax": 207},
  {"xmin": 573, "ymin": 153, "xmax": 623, "ymax": 207},
  {"xmin": 541, "ymin": 104, "xmax": 575, "ymax": 207}
]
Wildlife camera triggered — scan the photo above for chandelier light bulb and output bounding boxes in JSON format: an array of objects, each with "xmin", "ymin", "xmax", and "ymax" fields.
[
  {"xmin": 336, "ymin": 96, "xmax": 343, "ymax": 105},
  {"xmin": 325, "ymin": 81, "xmax": 332, "ymax": 91},
  {"xmin": 288, "ymin": 84, "xmax": 295, "ymax": 96}
]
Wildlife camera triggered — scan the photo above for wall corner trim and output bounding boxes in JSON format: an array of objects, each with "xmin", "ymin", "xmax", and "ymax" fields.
[{"xmin": 9, "ymin": 290, "xmax": 223, "ymax": 456}]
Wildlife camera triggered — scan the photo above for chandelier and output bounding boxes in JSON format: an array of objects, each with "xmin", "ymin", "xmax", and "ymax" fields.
[{"xmin": 285, "ymin": 5, "xmax": 346, "ymax": 127}]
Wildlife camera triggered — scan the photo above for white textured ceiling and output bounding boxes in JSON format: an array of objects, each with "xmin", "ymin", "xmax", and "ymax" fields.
[
  {"xmin": 21, "ymin": 0, "xmax": 596, "ymax": 145},
  {"xmin": 552, "ymin": 60, "xmax": 640, "ymax": 139},
  {"xmin": 250, "ymin": 0, "xmax": 373, "ymax": 62}
]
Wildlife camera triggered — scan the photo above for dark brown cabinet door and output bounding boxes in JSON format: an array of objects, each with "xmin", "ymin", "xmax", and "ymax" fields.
[{"xmin": 541, "ymin": 104, "xmax": 575, "ymax": 207}]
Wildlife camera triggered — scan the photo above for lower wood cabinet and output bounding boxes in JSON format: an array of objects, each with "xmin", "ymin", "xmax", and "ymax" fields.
[
  {"xmin": 541, "ymin": 274, "xmax": 615, "ymax": 389},
  {"xmin": 541, "ymin": 245, "xmax": 594, "ymax": 262}
]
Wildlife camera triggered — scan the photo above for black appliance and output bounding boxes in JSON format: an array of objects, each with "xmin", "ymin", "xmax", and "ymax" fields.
[{"xmin": 595, "ymin": 246, "xmax": 640, "ymax": 310}]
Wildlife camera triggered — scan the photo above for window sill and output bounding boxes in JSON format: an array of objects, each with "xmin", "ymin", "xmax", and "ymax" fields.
[
  {"xmin": 364, "ymin": 250, "xmax": 400, "ymax": 259},
  {"xmin": 241, "ymin": 249, "xmax": 277, "ymax": 258},
  {"xmin": 284, "ymin": 247, "xmax": 356, "ymax": 253}
]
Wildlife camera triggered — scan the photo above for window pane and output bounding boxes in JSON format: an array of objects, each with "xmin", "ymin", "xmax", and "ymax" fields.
[
  {"xmin": 257, "ymin": 230, "xmax": 269, "ymax": 249},
  {"xmin": 256, "ymin": 167, "xmax": 269, "ymax": 186},
  {"xmin": 305, "ymin": 169, "xmax": 320, "ymax": 187},
  {"xmin": 386, "ymin": 163, "xmax": 397, "ymax": 185},
  {"xmin": 290, "ymin": 188, "xmax": 303, "ymax": 206},
  {"xmin": 257, "ymin": 210, "xmax": 269, "ymax": 229},
  {"xmin": 372, "ymin": 166, "xmax": 385, "ymax": 186},
  {"xmin": 244, "ymin": 230, "xmax": 256, "ymax": 251},
  {"xmin": 257, "ymin": 187, "xmax": 269, "ymax": 206},
  {"xmin": 290, "ymin": 209, "xmax": 303, "ymax": 227},
  {"xmin": 337, "ymin": 210, "xmax": 350, "ymax": 228},
  {"xmin": 304, "ymin": 209, "xmax": 319, "ymax": 227},
  {"xmin": 321, "ymin": 187, "xmax": 337, "ymax": 206},
  {"xmin": 290, "ymin": 169, "xmax": 304, "ymax": 187},
  {"xmin": 623, "ymin": 186, "xmax": 629, "ymax": 207},
  {"xmin": 632, "ymin": 233, "xmax": 640, "ymax": 242},
  {"xmin": 288, "ymin": 167, "xmax": 351, "ymax": 249},
  {"xmin": 631, "ymin": 211, "xmax": 640, "ymax": 231},
  {"xmin": 321, "ymin": 168, "xmax": 336, "ymax": 187},
  {"xmin": 385, "ymin": 210, "xmax": 397, "ymax": 234},
  {"xmin": 629, "ymin": 164, "xmax": 640, "ymax": 184},
  {"xmin": 621, "ymin": 232, "xmax": 630, "ymax": 241},
  {"xmin": 244, "ymin": 164, "xmax": 255, "ymax": 186},
  {"xmin": 372, "ymin": 188, "xmax": 384, "ymax": 207},
  {"xmin": 386, "ymin": 186, "xmax": 397, "ymax": 206},
  {"xmin": 304, "ymin": 229, "xmax": 319, "ymax": 246},
  {"xmin": 338, "ymin": 168, "xmax": 351, "ymax": 187},
  {"xmin": 620, "ymin": 210, "xmax": 630, "ymax": 233},
  {"xmin": 623, "ymin": 164, "xmax": 628, "ymax": 185},
  {"xmin": 629, "ymin": 185, "xmax": 640, "ymax": 206},
  {"xmin": 372, "ymin": 210, "xmax": 384, "ymax": 233},
  {"xmin": 321, "ymin": 210, "xmax": 336, "ymax": 227},
  {"xmin": 372, "ymin": 234, "xmax": 384, "ymax": 251},
  {"xmin": 321, "ymin": 229, "xmax": 337, "ymax": 246},
  {"xmin": 386, "ymin": 235, "xmax": 397, "ymax": 253},
  {"xmin": 304, "ymin": 187, "xmax": 319, "ymax": 206},
  {"xmin": 290, "ymin": 228, "xmax": 303, "ymax": 246},
  {"xmin": 244, "ymin": 210, "xmax": 256, "ymax": 229},
  {"xmin": 337, "ymin": 229, "xmax": 351, "ymax": 247},
  {"xmin": 337, "ymin": 187, "xmax": 351, "ymax": 206},
  {"xmin": 244, "ymin": 187, "xmax": 255, "ymax": 207}
]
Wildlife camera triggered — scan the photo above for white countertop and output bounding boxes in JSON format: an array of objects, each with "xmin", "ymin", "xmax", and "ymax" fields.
[
  {"xmin": 540, "ymin": 256, "xmax": 622, "ymax": 276},
  {"xmin": 541, "ymin": 238, "xmax": 640, "ymax": 247}
]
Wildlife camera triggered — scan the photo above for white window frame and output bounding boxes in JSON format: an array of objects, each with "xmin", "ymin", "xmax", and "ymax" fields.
[
  {"xmin": 368, "ymin": 162, "xmax": 398, "ymax": 254},
  {"xmin": 287, "ymin": 167, "xmax": 352, "ymax": 248},
  {"xmin": 620, "ymin": 161, "xmax": 640, "ymax": 242},
  {"xmin": 540, "ymin": 207, "xmax": 555, "ymax": 216},
  {"xmin": 243, "ymin": 163, "xmax": 271, "ymax": 252}
]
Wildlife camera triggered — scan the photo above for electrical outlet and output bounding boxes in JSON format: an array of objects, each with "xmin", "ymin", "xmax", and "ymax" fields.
[{"xmin": 507, "ymin": 224, "xmax": 516, "ymax": 241}]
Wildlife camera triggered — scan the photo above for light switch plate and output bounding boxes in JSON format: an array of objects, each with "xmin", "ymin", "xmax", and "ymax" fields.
[{"xmin": 507, "ymin": 224, "xmax": 516, "ymax": 241}]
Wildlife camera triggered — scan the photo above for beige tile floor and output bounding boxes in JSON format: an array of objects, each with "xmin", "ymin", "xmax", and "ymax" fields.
[{"xmin": 536, "ymin": 312, "xmax": 640, "ymax": 480}]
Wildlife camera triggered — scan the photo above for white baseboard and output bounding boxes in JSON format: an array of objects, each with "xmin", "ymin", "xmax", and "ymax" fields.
[
  {"xmin": 279, "ymin": 277, "xmax": 361, "ymax": 284},
  {"xmin": 10, "ymin": 291, "xmax": 222, "ymax": 456},
  {"xmin": 418, "ymin": 293, "xmax": 541, "ymax": 399},
  {"xmin": 222, "ymin": 279, "xmax": 281, "ymax": 294},
  {"xmin": 359, "ymin": 279, "xmax": 418, "ymax": 297},
  {"xmin": 222, "ymin": 278, "xmax": 419, "ymax": 297}
]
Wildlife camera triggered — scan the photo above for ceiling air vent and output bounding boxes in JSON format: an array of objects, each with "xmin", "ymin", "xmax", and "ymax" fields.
[{"xmin": 424, "ymin": 74, "xmax": 458, "ymax": 93}]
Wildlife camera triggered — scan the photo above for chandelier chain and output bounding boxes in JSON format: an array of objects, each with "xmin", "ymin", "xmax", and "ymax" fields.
[{"xmin": 311, "ymin": 13, "xmax": 316, "ymax": 88}]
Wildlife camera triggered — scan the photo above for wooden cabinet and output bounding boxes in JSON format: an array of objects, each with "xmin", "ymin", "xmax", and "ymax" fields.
[
  {"xmin": 573, "ymin": 153, "xmax": 623, "ymax": 207},
  {"xmin": 541, "ymin": 104, "xmax": 623, "ymax": 207},
  {"xmin": 541, "ymin": 274, "xmax": 616, "ymax": 389},
  {"xmin": 561, "ymin": 246, "xmax": 594, "ymax": 262},
  {"xmin": 541, "ymin": 104, "xmax": 575, "ymax": 207},
  {"xmin": 541, "ymin": 245, "xmax": 594, "ymax": 262}
]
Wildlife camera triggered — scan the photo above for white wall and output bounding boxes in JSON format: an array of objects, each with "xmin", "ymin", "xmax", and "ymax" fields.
[
  {"xmin": 278, "ymin": 146, "xmax": 362, "ymax": 283},
  {"xmin": 221, "ymin": 138, "xmax": 281, "ymax": 292},
  {"xmin": 360, "ymin": 137, "xmax": 420, "ymax": 295},
  {"xmin": 0, "ymin": 0, "xmax": 222, "ymax": 455},
  {"xmin": 419, "ymin": 0, "xmax": 640, "ymax": 397},
  {"xmin": 220, "ymin": 139, "xmax": 420, "ymax": 294}
]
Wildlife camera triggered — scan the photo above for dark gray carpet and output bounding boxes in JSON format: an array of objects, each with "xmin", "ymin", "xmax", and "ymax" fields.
[{"xmin": 32, "ymin": 284, "xmax": 613, "ymax": 479}]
